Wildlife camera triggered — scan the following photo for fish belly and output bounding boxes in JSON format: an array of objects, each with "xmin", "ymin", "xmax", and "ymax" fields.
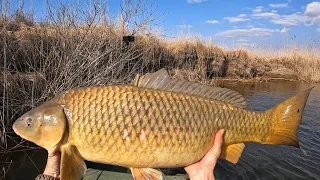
[{"xmin": 57, "ymin": 85, "xmax": 271, "ymax": 168}]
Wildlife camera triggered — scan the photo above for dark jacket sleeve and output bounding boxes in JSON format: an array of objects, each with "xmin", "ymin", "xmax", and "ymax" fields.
[{"xmin": 35, "ymin": 174, "xmax": 59, "ymax": 180}]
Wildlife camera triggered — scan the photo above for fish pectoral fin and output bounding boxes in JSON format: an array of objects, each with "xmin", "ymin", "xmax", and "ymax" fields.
[
  {"xmin": 219, "ymin": 143, "xmax": 245, "ymax": 164},
  {"xmin": 61, "ymin": 144, "xmax": 87, "ymax": 180},
  {"xmin": 130, "ymin": 167, "xmax": 163, "ymax": 180}
]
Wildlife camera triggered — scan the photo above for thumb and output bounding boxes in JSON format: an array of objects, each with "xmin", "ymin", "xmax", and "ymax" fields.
[
  {"xmin": 203, "ymin": 129, "xmax": 225, "ymax": 167},
  {"xmin": 212, "ymin": 129, "xmax": 225, "ymax": 157}
]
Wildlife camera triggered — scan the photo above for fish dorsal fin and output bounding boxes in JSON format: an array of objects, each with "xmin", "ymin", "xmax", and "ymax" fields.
[
  {"xmin": 132, "ymin": 68, "xmax": 171, "ymax": 89},
  {"xmin": 132, "ymin": 69, "xmax": 247, "ymax": 108}
]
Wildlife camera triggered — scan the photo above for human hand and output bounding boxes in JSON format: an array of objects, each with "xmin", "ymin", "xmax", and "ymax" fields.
[
  {"xmin": 43, "ymin": 151, "xmax": 61, "ymax": 178},
  {"xmin": 184, "ymin": 129, "xmax": 225, "ymax": 180}
]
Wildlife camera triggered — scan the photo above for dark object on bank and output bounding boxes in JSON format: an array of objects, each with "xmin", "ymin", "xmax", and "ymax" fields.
[{"xmin": 123, "ymin": 36, "xmax": 135, "ymax": 45}]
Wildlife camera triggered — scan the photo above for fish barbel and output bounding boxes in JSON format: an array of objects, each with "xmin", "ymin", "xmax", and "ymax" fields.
[{"xmin": 12, "ymin": 69, "xmax": 313, "ymax": 180}]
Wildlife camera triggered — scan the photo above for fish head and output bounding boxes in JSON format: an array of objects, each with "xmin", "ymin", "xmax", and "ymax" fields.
[{"xmin": 13, "ymin": 103, "xmax": 67, "ymax": 152}]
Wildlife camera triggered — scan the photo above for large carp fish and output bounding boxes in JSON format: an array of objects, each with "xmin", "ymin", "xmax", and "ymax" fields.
[{"xmin": 13, "ymin": 69, "xmax": 312, "ymax": 180}]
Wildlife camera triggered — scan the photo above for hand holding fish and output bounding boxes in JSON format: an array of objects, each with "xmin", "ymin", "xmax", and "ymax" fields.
[
  {"xmin": 43, "ymin": 151, "xmax": 61, "ymax": 179},
  {"xmin": 185, "ymin": 129, "xmax": 225, "ymax": 180}
]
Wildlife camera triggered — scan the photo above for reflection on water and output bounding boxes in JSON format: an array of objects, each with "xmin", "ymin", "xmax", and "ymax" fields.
[{"xmin": 1, "ymin": 81, "xmax": 320, "ymax": 180}]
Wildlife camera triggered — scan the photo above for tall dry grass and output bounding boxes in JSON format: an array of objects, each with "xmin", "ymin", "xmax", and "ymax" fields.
[
  {"xmin": 0, "ymin": 0, "xmax": 171, "ymax": 176},
  {"xmin": 275, "ymin": 48, "xmax": 320, "ymax": 82},
  {"xmin": 0, "ymin": 0, "xmax": 320, "ymax": 177}
]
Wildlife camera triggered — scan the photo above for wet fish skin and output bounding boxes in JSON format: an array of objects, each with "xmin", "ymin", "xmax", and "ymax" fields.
[{"xmin": 56, "ymin": 85, "xmax": 270, "ymax": 168}]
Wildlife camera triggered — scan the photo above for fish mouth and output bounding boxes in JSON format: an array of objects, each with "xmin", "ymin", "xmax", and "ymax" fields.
[
  {"xmin": 12, "ymin": 122, "xmax": 17, "ymax": 134},
  {"xmin": 12, "ymin": 120, "xmax": 21, "ymax": 136}
]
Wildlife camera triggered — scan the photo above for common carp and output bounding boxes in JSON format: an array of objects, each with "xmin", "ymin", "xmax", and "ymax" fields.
[{"xmin": 12, "ymin": 69, "xmax": 312, "ymax": 180}]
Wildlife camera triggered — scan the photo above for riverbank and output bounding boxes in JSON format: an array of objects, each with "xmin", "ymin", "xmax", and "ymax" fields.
[{"xmin": 1, "ymin": 20, "xmax": 320, "ymax": 84}]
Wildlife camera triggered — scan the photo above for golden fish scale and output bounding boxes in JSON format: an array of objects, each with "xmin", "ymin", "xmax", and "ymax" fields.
[{"xmin": 56, "ymin": 85, "xmax": 272, "ymax": 168}]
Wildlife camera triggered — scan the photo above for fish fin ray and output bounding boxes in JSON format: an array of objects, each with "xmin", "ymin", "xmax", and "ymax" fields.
[
  {"xmin": 220, "ymin": 143, "xmax": 245, "ymax": 164},
  {"xmin": 132, "ymin": 68, "xmax": 247, "ymax": 108},
  {"xmin": 61, "ymin": 144, "xmax": 87, "ymax": 180},
  {"xmin": 264, "ymin": 87, "xmax": 313, "ymax": 147},
  {"xmin": 130, "ymin": 167, "xmax": 163, "ymax": 180}
]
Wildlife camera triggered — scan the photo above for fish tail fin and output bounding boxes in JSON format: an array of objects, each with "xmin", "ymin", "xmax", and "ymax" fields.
[{"xmin": 264, "ymin": 87, "xmax": 313, "ymax": 147}]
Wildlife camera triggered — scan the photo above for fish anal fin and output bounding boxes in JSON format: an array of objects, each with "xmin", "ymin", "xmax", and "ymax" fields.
[
  {"xmin": 60, "ymin": 144, "xmax": 87, "ymax": 180},
  {"xmin": 130, "ymin": 167, "xmax": 163, "ymax": 180},
  {"xmin": 220, "ymin": 143, "xmax": 245, "ymax": 164},
  {"xmin": 132, "ymin": 68, "xmax": 247, "ymax": 108}
]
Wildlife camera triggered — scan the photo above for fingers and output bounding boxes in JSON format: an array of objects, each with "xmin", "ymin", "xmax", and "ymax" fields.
[
  {"xmin": 44, "ymin": 150, "xmax": 62, "ymax": 178},
  {"xmin": 48, "ymin": 150, "xmax": 61, "ymax": 158}
]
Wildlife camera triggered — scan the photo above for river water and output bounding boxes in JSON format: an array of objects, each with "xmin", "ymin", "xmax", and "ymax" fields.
[
  {"xmin": 214, "ymin": 81, "xmax": 320, "ymax": 180},
  {"xmin": 1, "ymin": 81, "xmax": 319, "ymax": 180}
]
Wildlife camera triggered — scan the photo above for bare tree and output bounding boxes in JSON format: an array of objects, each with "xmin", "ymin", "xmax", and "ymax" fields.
[{"xmin": 120, "ymin": 0, "xmax": 163, "ymax": 36}]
